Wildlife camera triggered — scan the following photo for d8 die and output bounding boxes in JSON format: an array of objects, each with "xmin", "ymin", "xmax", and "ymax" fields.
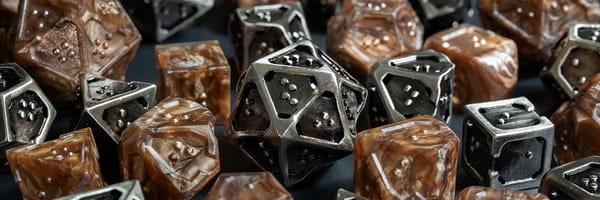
[
  {"xmin": 407, "ymin": 0, "xmax": 471, "ymax": 36},
  {"xmin": 541, "ymin": 156, "xmax": 600, "ymax": 200},
  {"xmin": 120, "ymin": 0, "xmax": 214, "ymax": 42},
  {"xmin": 0, "ymin": 63, "xmax": 55, "ymax": 171},
  {"xmin": 74, "ymin": 74, "xmax": 156, "ymax": 183},
  {"xmin": 542, "ymin": 23, "xmax": 600, "ymax": 99},
  {"xmin": 228, "ymin": 2, "xmax": 311, "ymax": 71},
  {"xmin": 224, "ymin": 40, "xmax": 367, "ymax": 187},
  {"xmin": 463, "ymin": 97, "xmax": 554, "ymax": 190},
  {"xmin": 367, "ymin": 50, "xmax": 454, "ymax": 127},
  {"xmin": 55, "ymin": 180, "xmax": 143, "ymax": 200}
]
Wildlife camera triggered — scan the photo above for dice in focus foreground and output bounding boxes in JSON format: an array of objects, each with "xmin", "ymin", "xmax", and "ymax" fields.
[{"xmin": 541, "ymin": 156, "xmax": 600, "ymax": 200}]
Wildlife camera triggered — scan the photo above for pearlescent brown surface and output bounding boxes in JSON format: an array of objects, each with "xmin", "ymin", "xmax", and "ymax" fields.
[
  {"xmin": 424, "ymin": 24, "xmax": 518, "ymax": 110},
  {"xmin": 479, "ymin": 0, "xmax": 600, "ymax": 69},
  {"xmin": 204, "ymin": 172, "xmax": 293, "ymax": 200},
  {"xmin": 0, "ymin": 0, "xmax": 18, "ymax": 13},
  {"xmin": 6, "ymin": 128, "xmax": 105, "ymax": 200},
  {"xmin": 327, "ymin": 0, "xmax": 423, "ymax": 82},
  {"xmin": 120, "ymin": 97, "xmax": 219, "ymax": 200},
  {"xmin": 551, "ymin": 74, "xmax": 600, "ymax": 165},
  {"xmin": 12, "ymin": 0, "xmax": 141, "ymax": 105},
  {"xmin": 457, "ymin": 186, "xmax": 549, "ymax": 200},
  {"xmin": 230, "ymin": 0, "xmax": 297, "ymax": 7},
  {"xmin": 354, "ymin": 115, "xmax": 459, "ymax": 200},
  {"xmin": 156, "ymin": 40, "xmax": 231, "ymax": 125}
]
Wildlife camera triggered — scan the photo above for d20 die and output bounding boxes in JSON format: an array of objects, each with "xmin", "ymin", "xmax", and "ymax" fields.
[
  {"xmin": 55, "ymin": 180, "xmax": 144, "ymax": 200},
  {"xmin": 6, "ymin": 128, "xmax": 105, "ymax": 200},
  {"xmin": 542, "ymin": 23, "xmax": 600, "ymax": 99},
  {"xmin": 120, "ymin": 97, "xmax": 219, "ymax": 200},
  {"xmin": 0, "ymin": 63, "xmax": 55, "ymax": 171},
  {"xmin": 228, "ymin": 2, "xmax": 311, "ymax": 71},
  {"xmin": 120, "ymin": 0, "xmax": 214, "ymax": 42},
  {"xmin": 541, "ymin": 156, "xmax": 600, "ymax": 200},
  {"xmin": 407, "ymin": 0, "xmax": 471, "ymax": 36},
  {"xmin": 463, "ymin": 97, "xmax": 554, "ymax": 190},
  {"xmin": 367, "ymin": 50, "xmax": 454, "ymax": 127},
  {"xmin": 354, "ymin": 116, "xmax": 459, "ymax": 200},
  {"xmin": 225, "ymin": 40, "xmax": 367, "ymax": 187},
  {"xmin": 155, "ymin": 40, "xmax": 231, "ymax": 125},
  {"xmin": 204, "ymin": 172, "xmax": 292, "ymax": 200},
  {"xmin": 457, "ymin": 186, "xmax": 549, "ymax": 200},
  {"xmin": 74, "ymin": 74, "xmax": 156, "ymax": 183},
  {"xmin": 11, "ymin": 0, "xmax": 141, "ymax": 105},
  {"xmin": 327, "ymin": 0, "xmax": 424, "ymax": 82}
]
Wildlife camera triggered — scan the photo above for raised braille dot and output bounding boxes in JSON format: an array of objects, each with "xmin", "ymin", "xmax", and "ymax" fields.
[
  {"xmin": 29, "ymin": 102, "xmax": 36, "ymax": 110},
  {"xmin": 169, "ymin": 153, "xmax": 179, "ymax": 161},
  {"xmin": 105, "ymin": 33, "xmax": 113, "ymax": 40},
  {"xmin": 119, "ymin": 108, "xmax": 127, "ymax": 118},
  {"xmin": 186, "ymin": 147, "xmax": 197, "ymax": 156},
  {"xmin": 95, "ymin": 38, "xmax": 101, "ymax": 46},
  {"xmin": 18, "ymin": 110, "xmax": 26, "ymax": 119},
  {"xmin": 52, "ymin": 48, "xmax": 61, "ymax": 55},
  {"xmin": 67, "ymin": 50, "xmax": 76, "ymax": 57},
  {"xmin": 290, "ymin": 98, "xmax": 298, "ymax": 105},
  {"xmin": 281, "ymin": 92, "xmax": 291, "ymax": 100},
  {"xmin": 403, "ymin": 85, "xmax": 412, "ymax": 92},
  {"xmin": 102, "ymin": 42, "xmax": 109, "ymax": 49},
  {"xmin": 288, "ymin": 84, "xmax": 297, "ymax": 91},
  {"xmin": 572, "ymin": 58, "xmax": 580, "ymax": 66},
  {"xmin": 58, "ymin": 56, "xmax": 67, "ymax": 63},
  {"xmin": 62, "ymin": 42, "xmax": 70, "ymax": 49},
  {"xmin": 19, "ymin": 99, "xmax": 27, "ymax": 108},
  {"xmin": 404, "ymin": 99, "xmax": 413, "ymax": 106},
  {"xmin": 280, "ymin": 78, "xmax": 289, "ymax": 85},
  {"xmin": 117, "ymin": 119, "xmax": 125, "ymax": 128},
  {"xmin": 411, "ymin": 91, "xmax": 419, "ymax": 98}
]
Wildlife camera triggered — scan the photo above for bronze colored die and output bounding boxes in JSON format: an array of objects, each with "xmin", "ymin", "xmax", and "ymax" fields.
[
  {"xmin": 11, "ymin": 0, "xmax": 141, "ymax": 105},
  {"xmin": 156, "ymin": 40, "xmax": 231, "ymax": 125},
  {"xmin": 424, "ymin": 24, "xmax": 518, "ymax": 110},
  {"xmin": 204, "ymin": 172, "xmax": 293, "ymax": 200},
  {"xmin": 327, "ymin": 0, "xmax": 424, "ymax": 82},
  {"xmin": 354, "ymin": 115, "xmax": 459, "ymax": 200},
  {"xmin": 551, "ymin": 74, "xmax": 600, "ymax": 165},
  {"xmin": 457, "ymin": 186, "xmax": 549, "ymax": 200},
  {"xmin": 120, "ymin": 97, "xmax": 219, "ymax": 200},
  {"xmin": 6, "ymin": 128, "xmax": 105, "ymax": 200}
]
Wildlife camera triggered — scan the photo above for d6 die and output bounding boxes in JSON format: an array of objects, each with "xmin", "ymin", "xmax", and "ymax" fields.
[
  {"xmin": 55, "ymin": 180, "xmax": 143, "ymax": 200},
  {"xmin": 542, "ymin": 23, "xmax": 600, "ymax": 99},
  {"xmin": 367, "ymin": 49, "xmax": 454, "ymax": 127},
  {"xmin": 228, "ymin": 2, "xmax": 310, "ymax": 71},
  {"xmin": 224, "ymin": 40, "xmax": 367, "ymax": 187},
  {"xmin": 463, "ymin": 97, "xmax": 554, "ymax": 190},
  {"xmin": 407, "ymin": 0, "xmax": 471, "ymax": 36},
  {"xmin": 120, "ymin": 0, "xmax": 214, "ymax": 42},
  {"xmin": 540, "ymin": 156, "xmax": 600, "ymax": 200}
]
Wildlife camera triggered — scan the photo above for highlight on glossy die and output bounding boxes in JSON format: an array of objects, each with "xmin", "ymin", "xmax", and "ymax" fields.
[
  {"xmin": 354, "ymin": 115, "xmax": 459, "ymax": 199},
  {"xmin": 367, "ymin": 50, "xmax": 454, "ymax": 127},
  {"xmin": 6, "ymin": 128, "xmax": 105, "ymax": 200},
  {"xmin": 407, "ymin": 0, "xmax": 471, "ymax": 36},
  {"xmin": 55, "ymin": 180, "xmax": 144, "ymax": 200},
  {"xmin": 327, "ymin": 0, "xmax": 424, "ymax": 82},
  {"xmin": 541, "ymin": 23, "xmax": 600, "ymax": 99},
  {"xmin": 424, "ymin": 24, "xmax": 518, "ymax": 109},
  {"xmin": 204, "ymin": 172, "xmax": 293, "ymax": 200},
  {"xmin": 224, "ymin": 40, "xmax": 367, "ymax": 187},
  {"xmin": 120, "ymin": 97, "xmax": 219, "ymax": 200},
  {"xmin": 541, "ymin": 156, "xmax": 600, "ymax": 199},
  {"xmin": 228, "ymin": 2, "xmax": 311, "ymax": 71},
  {"xmin": 155, "ymin": 40, "xmax": 230, "ymax": 125},
  {"xmin": 120, "ymin": 0, "xmax": 214, "ymax": 42},
  {"xmin": 11, "ymin": 0, "xmax": 141, "ymax": 105},
  {"xmin": 462, "ymin": 97, "xmax": 554, "ymax": 190},
  {"xmin": 337, "ymin": 188, "xmax": 368, "ymax": 200},
  {"xmin": 457, "ymin": 186, "xmax": 549, "ymax": 200}
]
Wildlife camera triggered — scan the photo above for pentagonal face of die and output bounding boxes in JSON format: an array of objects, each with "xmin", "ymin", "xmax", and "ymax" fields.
[
  {"xmin": 565, "ymin": 163, "xmax": 600, "ymax": 195},
  {"xmin": 102, "ymin": 98, "xmax": 149, "ymax": 135},
  {"xmin": 560, "ymin": 48, "xmax": 600, "ymax": 93},
  {"xmin": 0, "ymin": 67, "xmax": 23, "ymax": 92},
  {"xmin": 8, "ymin": 91, "xmax": 48, "ymax": 144},
  {"xmin": 494, "ymin": 137, "xmax": 546, "ymax": 185},
  {"xmin": 233, "ymin": 82, "xmax": 270, "ymax": 132},
  {"xmin": 265, "ymin": 72, "xmax": 317, "ymax": 118},
  {"xmin": 296, "ymin": 92, "xmax": 343, "ymax": 143}
]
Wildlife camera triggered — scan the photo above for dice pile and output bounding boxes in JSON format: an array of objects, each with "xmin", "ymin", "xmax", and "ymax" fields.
[{"xmin": 1, "ymin": 0, "xmax": 600, "ymax": 199}]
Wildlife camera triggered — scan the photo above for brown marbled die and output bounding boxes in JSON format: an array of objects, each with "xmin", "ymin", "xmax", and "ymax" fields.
[
  {"xmin": 457, "ymin": 186, "xmax": 549, "ymax": 200},
  {"xmin": 424, "ymin": 24, "xmax": 518, "ymax": 110},
  {"xmin": 354, "ymin": 115, "xmax": 459, "ymax": 200},
  {"xmin": 155, "ymin": 40, "xmax": 231, "ymax": 125},
  {"xmin": 204, "ymin": 172, "xmax": 293, "ymax": 200}
]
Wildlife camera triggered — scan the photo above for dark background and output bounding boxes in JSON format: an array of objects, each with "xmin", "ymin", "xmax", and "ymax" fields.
[{"xmin": 0, "ymin": 1, "xmax": 565, "ymax": 199}]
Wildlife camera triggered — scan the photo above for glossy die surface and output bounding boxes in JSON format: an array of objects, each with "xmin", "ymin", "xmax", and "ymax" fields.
[
  {"xmin": 225, "ymin": 40, "xmax": 367, "ymax": 187},
  {"xmin": 463, "ymin": 97, "xmax": 554, "ymax": 190},
  {"xmin": 407, "ymin": 0, "xmax": 471, "ymax": 36},
  {"xmin": 367, "ymin": 50, "xmax": 454, "ymax": 127},
  {"xmin": 6, "ymin": 128, "xmax": 105, "ymax": 200},
  {"xmin": 229, "ymin": 2, "xmax": 310, "ymax": 71},
  {"xmin": 457, "ymin": 186, "xmax": 549, "ymax": 200},
  {"xmin": 542, "ymin": 23, "xmax": 600, "ymax": 99},
  {"xmin": 156, "ymin": 40, "xmax": 230, "ymax": 125},
  {"xmin": 55, "ymin": 180, "xmax": 144, "ymax": 200},
  {"xmin": 541, "ymin": 156, "xmax": 600, "ymax": 200},
  {"xmin": 327, "ymin": 0, "xmax": 423, "ymax": 82},
  {"xmin": 204, "ymin": 172, "xmax": 293, "ymax": 200},
  {"xmin": 120, "ymin": 0, "xmax": 214, "ymax": 42},
  {"xmin": 120, "ymin": 97, "xmax": 219, "ymax": 200},
  {"xmin": 354, "ymin": 115, "xmax": 459, "ymax": 199},
  {"xmin": 424, "ymin": 24, "xmax": 518, "ymax": 109},
  {"xmin": 12, "ymin": 0, "xmax": 141, "ymax": 104}
]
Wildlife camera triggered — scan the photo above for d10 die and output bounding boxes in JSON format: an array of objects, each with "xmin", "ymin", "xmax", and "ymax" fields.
[
  {"xmin": 225, "ymin": 40, "xmax": 367, "ymax": 187},
  {"xmin": 55, "ymin": 180, "xmax": 144, "ymax": 200},
  {"xmin": 120, "ymin": 0, "xmax": 214, "ymax": 42},
  {"xmin": 367, "ymin": 50, "xmax": 454, "ymax": 127},
  {"xmin": 0, "ymin": 63, "xmax": 55, "ymax": 171},
  {"xmin": 407, "ymin": 0, "xmax": 471, "ymax": 36},
  {"xmin": 541, "ymin": 156, "xmax": 600, "ymax": 200},
  {"xmin": 463, "ymin": 97, "xmax": 554, "ymax": 190},
  {"xmin": 205, "ymin": 172, "xmax": 292, "ymax": 200},
  {"xmin": 542, "ymin": 23, "xmax": 600, "ymax": 99},
  {"xmin": 228, "ymin": 2, "xmax": 311, "ymax": 71},
  {"xmin": 74, "ymin": 74, "xmax": 156, "ymax": 183}
]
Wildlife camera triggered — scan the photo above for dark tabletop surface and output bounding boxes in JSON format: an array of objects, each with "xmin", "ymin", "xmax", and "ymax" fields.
[{"xmin": 0, "ymin": 1, "xmax": 565, "ymax": 199}]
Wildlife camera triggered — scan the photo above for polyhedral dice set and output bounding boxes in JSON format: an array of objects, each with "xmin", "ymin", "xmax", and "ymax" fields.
[{"xmin": 4, "ymin": 0, "xmax": 600, "ymax": 199}]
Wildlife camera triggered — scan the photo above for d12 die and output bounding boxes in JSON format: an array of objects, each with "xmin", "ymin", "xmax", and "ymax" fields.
[
  {"xmin": 55, "ymin": 180, "xmax": 144, "ymax": 200},
  {"xmin": 0, "ymin": 63, "xmax": 55, "ymax": 171},
  {"xmin": 225, "ymin": 40, "xmax": 367, "ymax": 187},
  {"xmin": 541, "ymin": 156, "xmax": 600, "ymax": 200},
  {"xmin": 542, "ymin": 23, "xmax": 600, "ymax": 99},
  {"xmin": 120, "ymin": 0, "xmax": 214, "ymax": 42},
  {"xmin": 463, "ymin": 97, "xmax": 554, "ymax": 190},
  {"xmin": 74, "ymin": 74, "xmax": 156, "ymax": 183},
  {"xmin": 367, "ymin": 50, "xmax": 454, "ymax": 127},
  {"xmin": 228, "ymin": 2, "xmax": 311, "ymax": 71},
  {"xmin": 407, "ymin": 0, "xmax": 471, "ymax": 36}
]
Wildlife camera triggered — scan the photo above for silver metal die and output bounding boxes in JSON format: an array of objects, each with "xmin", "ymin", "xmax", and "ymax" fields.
[{"xmin": 541, "ymin": 156, "xmax": 600, "ymax": 200}]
